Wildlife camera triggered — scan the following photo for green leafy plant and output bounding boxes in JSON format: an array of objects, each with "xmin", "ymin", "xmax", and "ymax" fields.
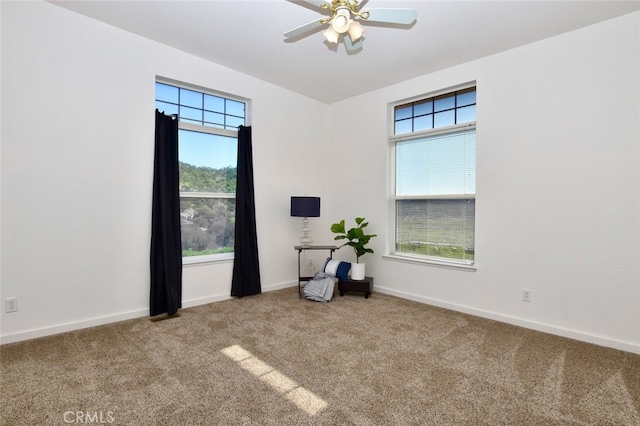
[{"xmin": 330, "ymin": 217, "xmax": 377, "ymax": 263}]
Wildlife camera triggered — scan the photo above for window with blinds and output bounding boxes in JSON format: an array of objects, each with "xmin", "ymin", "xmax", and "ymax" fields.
[{"xmin": 391, "ymin": 86, "xmax": 476, "ymax": 265}]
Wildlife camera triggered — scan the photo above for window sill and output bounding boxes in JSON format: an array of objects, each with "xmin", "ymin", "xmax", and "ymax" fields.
[
  {"xmin": 183, "ymin": 253, "xmax": 234, "ymax": 267},
  {"xmin": 382, "ymin": 253, "xmax": 477, "ymax": 272}
]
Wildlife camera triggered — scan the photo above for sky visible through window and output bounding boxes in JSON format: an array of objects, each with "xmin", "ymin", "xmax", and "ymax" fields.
[
  {"xmin": 155, "ymin": 82, "xmax": 243, "ymax": 171},
  {"xmin": 179, "ymin": 130, "xmax": 236, "ymax": 169}
]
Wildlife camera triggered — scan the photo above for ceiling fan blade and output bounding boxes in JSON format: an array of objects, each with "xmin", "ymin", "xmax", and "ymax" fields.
[
  {"xmin": 363, "ymin": 8, "xmax": 417, "ymax": 25},
  {"xmin": 344, "ymin": 34, "xmax": 363, "ymax": 52},
  {"xmin": 284, "ymin": 19, "xmax": 325, "ymax": 39}
]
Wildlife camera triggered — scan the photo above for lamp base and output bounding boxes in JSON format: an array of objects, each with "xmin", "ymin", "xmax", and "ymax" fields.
[{"xmin": 299, "ymin": 217, "xmax": 313, "ymax": 247}]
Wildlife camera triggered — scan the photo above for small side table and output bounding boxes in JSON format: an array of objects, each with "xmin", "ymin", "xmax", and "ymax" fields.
[
  {"xmin": 295, "ymin": 245, "xmax": 338, "ymax": 298},
  {"xmin": 338, "ymin": 276, "xmax": 374, "ymax": 299}
]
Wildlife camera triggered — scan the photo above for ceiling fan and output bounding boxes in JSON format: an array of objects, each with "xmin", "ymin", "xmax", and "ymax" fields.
[{"xmin": 284, "ymin": 0, "xmax": 417, "ymax": 51}]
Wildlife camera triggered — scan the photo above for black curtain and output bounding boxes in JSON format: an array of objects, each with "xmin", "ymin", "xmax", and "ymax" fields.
[
  {"xmin": 231, "ymin": 125, "xmax": 262, "ymax": 297},
  {"xmin": 150, "ymin": 110, "xmax": 182, "ymax": 316}
]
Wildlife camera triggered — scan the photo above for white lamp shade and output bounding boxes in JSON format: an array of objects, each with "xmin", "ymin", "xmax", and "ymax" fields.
[{"xmin": 323, "ymin": 26, "xmax": 340, "ymax": 43}]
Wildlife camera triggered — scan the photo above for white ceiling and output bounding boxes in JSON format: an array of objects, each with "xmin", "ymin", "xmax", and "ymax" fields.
[{"xmin": 49, "ymin": 0, "xmax": 640, "ymax": 104}]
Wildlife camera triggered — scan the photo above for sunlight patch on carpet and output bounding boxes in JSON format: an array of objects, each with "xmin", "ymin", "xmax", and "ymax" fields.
[{"xmin": 221, "ymin": 345, "xmax": 328, "ymax": 416}]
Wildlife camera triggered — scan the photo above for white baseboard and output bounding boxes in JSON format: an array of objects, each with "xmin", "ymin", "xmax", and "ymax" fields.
[
  {"xmin": 182, "ymin": 294, "xmax": 231, "ymax": 308},
  {"xmin": 263, "ymin": 280, "xmax": 298, "ymax": 292},
  {"xmin": 0, "ymin": 282, "xmax": 299, "ymax": 345},
  {"xmin": 182, "ymin": 281, "xmax": 296, "ymax": 309},
  {"xmin": 374, "ymin": 286, "xmax": 640, "ymax": 355},
  {"xmin": 13, "ymin": 281, "xmax": 634, "ymax": 354},
  {"xmin": 0, "ymin": 308, "xmax": 149, "ymax": 345}
]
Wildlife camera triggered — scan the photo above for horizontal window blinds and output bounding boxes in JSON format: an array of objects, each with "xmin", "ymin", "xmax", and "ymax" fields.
[{"xmin": 396, "ymin": 129, "xmax": 476, "ymax": 197}]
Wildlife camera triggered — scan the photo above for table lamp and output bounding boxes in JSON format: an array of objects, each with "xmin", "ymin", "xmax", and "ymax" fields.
[{"xmin": 290, "ymin": 196, "xmax": 320, "ymax": 247}]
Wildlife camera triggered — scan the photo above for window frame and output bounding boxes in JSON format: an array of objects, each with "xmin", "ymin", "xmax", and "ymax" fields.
[
  {"xmin": 155, "ymin": 77, "xmax": 250, "ymax": 265},
  {"xmin": 387, "ymin": 84, "xmax": 477, "ymax": 271}
]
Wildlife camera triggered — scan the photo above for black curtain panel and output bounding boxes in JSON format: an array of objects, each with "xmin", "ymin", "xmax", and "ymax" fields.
[
  {"xmin": 231, "ymin": 125, "xmax": 262, "ymax": 297},
  {"xmin": 150, "ymin": 110, "xmax": 182, "ymax": 316}
]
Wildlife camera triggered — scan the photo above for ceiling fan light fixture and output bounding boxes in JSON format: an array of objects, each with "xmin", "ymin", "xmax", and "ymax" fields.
[
  {"xmin": 284, "ymin": 2, "xmax": 417, "ymax": 52},
  {"xmin": 323, "ymin": 26, "xmax": 340, "ymax": 43},
  {"xmin": 331, "ymin": 8, "xmax": 351, "ymax": 33},
  {"xmin": 347, "ymin": 20, "xmax": 364, "ymax": 41}
]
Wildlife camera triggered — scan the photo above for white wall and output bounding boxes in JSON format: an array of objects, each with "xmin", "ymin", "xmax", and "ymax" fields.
[
  {"xmin": 326, "ymin": 12, "xmax": 640, "ymax": 353},
  {"xmin": 0, "ymin": 1, "xmax": 329, "ymax": 343}
]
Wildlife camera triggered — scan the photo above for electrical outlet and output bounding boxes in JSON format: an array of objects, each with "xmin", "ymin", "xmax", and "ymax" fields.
[
  {"xmin": 6, "ymin": 297, "xmax": 18, "ymax": 313},
  {"xmin": 522, "ymin": 289, "xmax": 532, "ymax": 303}
]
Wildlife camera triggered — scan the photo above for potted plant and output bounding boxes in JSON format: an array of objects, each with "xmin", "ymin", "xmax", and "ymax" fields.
[{"xmin": 330, "ymin": 217, "xmax": 377, "ymax": 280}]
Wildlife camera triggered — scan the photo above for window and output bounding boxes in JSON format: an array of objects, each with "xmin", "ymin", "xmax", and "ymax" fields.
[
  {"xmin": 155, "ymin": 80, "xmax": 247, "ymax": 261},
  {"xmin": 391, "ymin": 86, "xmax": 476, "ymax": 266}
]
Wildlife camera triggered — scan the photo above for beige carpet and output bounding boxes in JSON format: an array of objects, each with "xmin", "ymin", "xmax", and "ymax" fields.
[{"xmin": 1, "ymin": 287, "xmax": 639, "ymax": 425}]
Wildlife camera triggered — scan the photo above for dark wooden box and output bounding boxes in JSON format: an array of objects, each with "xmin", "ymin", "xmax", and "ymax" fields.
[{"xmin": 338, "ymin": 276, "xmax": 373, "ymax": 299}]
